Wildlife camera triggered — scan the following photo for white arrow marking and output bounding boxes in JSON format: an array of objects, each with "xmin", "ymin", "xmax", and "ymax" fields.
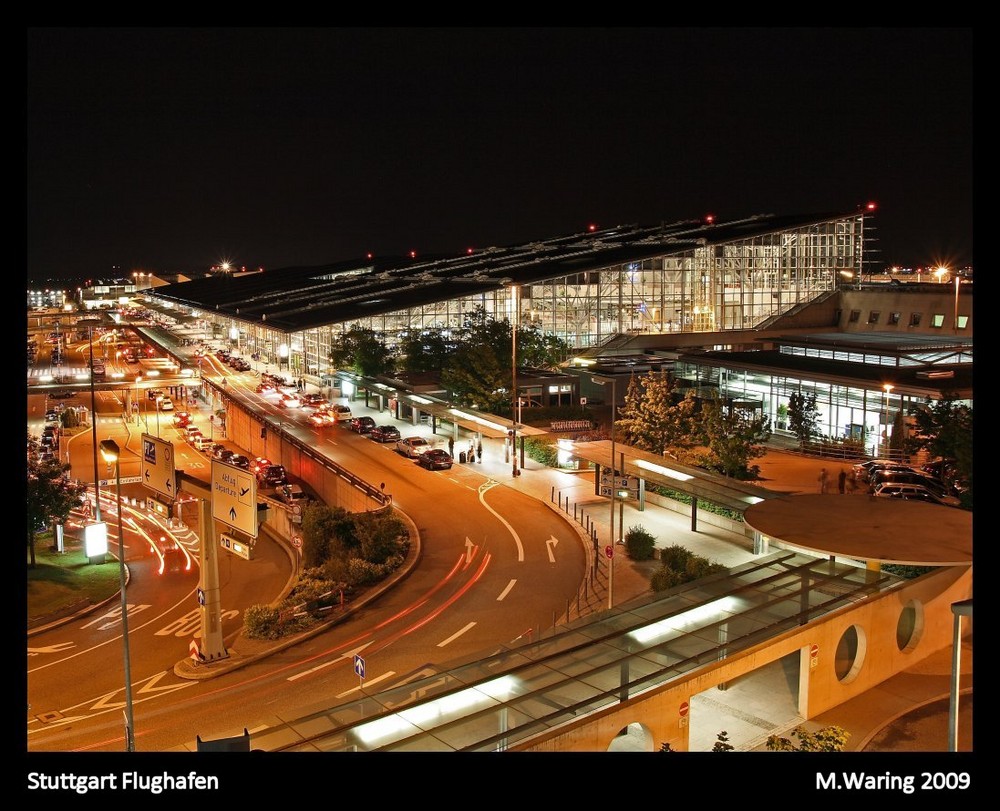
[
  {"xmin": 137, "ymin": 670, "xmax": 195, "ymax": 695},
  {"xmin": 287, "ymin": 641, "xmax": 373, "ymax": 681},
  {"xmin": 27, "ymin": 642, "xmax": 77, "ymax": 656},
  {"xmin": 438, "ymin": 622, "xmax": 476, "ymax": 647},
  {"xmin": 465, "ymin": 537, "xmax": 474, "ymax": 564},
  {"xmin": 546, "ymin": 535, "xmax": 559, "ymax": 563}
]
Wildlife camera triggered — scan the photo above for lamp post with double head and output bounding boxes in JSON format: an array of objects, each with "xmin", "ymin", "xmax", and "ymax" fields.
[
  {"xmin": 882, "ymin": 383, "xmax": 894, "ymax": 457},
  {"xmin": 98, "ymin": 439, "xmax": 136, "ymax": 752}
]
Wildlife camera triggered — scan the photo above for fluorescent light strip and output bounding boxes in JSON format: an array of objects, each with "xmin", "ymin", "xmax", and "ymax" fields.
[
  {"xmin": 636, "ymin": 458, "xmax": 694, "ymax": 482},
  {"xmin": 629, "ymin": 597, "xmax": 737, "ymax": 644}
]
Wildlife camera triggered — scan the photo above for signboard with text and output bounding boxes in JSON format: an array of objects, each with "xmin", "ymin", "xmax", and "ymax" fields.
[
  {"xmin": 140, "ymin": 433, "xmax": 177, "ymax": 502},
  {"xmin": 211, "ymin": 460, "xmax": 258, "ymax": 537}
]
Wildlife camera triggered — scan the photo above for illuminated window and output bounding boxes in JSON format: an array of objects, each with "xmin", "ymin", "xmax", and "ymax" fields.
[
  {"xmin": 888, "ymin": 312, "xmax": 901, "ymax": 325},
  {"xmin": 867, "ymin": 311, "xmax": 880, "ymax": 324},
  {"xmin": 909, "ymin": 312, "xmax": 922, "ymax": 327},
  {"xmin": 931, "ymin": 314, "xmax": 945, "ymax": 328},
  {"xmin": 957, "ymin": 315, "xmax": 969, "ymax": 329}
]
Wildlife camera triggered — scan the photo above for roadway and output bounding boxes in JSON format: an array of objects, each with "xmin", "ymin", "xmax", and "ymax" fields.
[{"xmin": 27, "ymin": 341, "xmax": 589, "ymax": 752}]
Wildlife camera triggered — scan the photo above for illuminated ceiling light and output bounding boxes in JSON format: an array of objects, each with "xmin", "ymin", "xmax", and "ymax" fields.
[
  {"xmin": 629, "ymin": 597, "xmax": 737, "ymax": 643},
  {"xmin": 636, "ymin": 458, "xmax": 694, "ymax": 482}
]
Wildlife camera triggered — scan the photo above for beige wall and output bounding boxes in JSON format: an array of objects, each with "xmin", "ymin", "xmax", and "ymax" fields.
[{"xmin": 516, "ymin": 564, "xmax": 972, "ymax": 752}]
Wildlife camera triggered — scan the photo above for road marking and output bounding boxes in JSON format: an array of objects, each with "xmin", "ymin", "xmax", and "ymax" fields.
[
  {"xmin": 497, "ymin": 579, "xmax": 516, "ymax": 601},
  {"xmin": 287, "ymin": 642, "xmax": 372, "ymax": 682},
  {"xmin": 437, "ymin": 621, "xmax": 476, "ymax": 648},
  {"xmin": 478, "ymin": 485, "xmax": 524, "ymax": 561},
  {"xmin": 335, "ymin": 670, "xmax": 396, "ymax": 698}
]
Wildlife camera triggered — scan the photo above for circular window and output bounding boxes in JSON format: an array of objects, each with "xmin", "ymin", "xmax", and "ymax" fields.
[
  {"xmin": 896, "ymin": 600, "xmax": 925, "ymax": 652},
  {"xmin": 834, "ymin": 624, "xmax": 867, "ymax": 683}
]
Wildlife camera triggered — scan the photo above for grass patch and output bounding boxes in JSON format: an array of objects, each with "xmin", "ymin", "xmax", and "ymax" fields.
[{"xmin": 27, "ymin": 538, "xmax": 121, "ymax": 621}]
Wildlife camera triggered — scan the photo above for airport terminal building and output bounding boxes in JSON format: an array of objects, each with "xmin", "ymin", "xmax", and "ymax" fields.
[{"xmin": 140, "ymin": 205, "xmax": 971, "ymax": 450}]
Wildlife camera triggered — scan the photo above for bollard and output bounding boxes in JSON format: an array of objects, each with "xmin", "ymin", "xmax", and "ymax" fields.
[
  {"xmin": 551, "ymin": 486, "xmax": 555, "ymax": 503},
  {"xmin": 574, "ymin": 503, "xmax": 578, "ymax": 521}
]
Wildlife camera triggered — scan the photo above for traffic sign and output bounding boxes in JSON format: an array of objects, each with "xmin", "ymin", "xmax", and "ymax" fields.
[
  {"xmin": 679, "ymin": 701, "xmax": 689, "ymax": 717},
  {"xmin": 220, "ymin": 533, "xmax": 253, "ymax": 560},
  {"xmin": 197, "ymin": 588, "xmax": 205, "ymax": 606},
  {"xmin": 605, "ymin": 545, "xmax": 614, "ymax": 559},
  {"xmin": 211, "ymin": 460, "xmax": 258, "ymax": 537},
  {"xmin": 354, "ymin": 654, "xmax": 366, "ymax": 680},
  {"xmin": 140, "ymin": 434, "xmax": 177, "ymax": 501}
]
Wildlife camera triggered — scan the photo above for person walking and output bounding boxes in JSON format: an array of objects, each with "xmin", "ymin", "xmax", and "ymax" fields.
[
  {"xmin": 477, "ymin": 440, "xmax": 483, "ymax": 464},
  {"xmin": 837, "ymin": 469, "xmax": 847, "ymax": 494},
  {"xmin": 448, "ymin": 437, "xmax": 454, "ymax": 458},
  {"xmin": 818, "ymin": 467, "xmax": 829, "ymax": 494}
]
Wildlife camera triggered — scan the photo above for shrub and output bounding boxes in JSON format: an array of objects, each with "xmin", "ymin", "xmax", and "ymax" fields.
[
  {"xmin": 624, "ymin": 525, "xmax": 656, "ymax": 560},
  {"xmin": 524, "ymin": 437, "xmax": 560, "ymax": 467},
  {"xmin": 243, "ymin": 604, "xmax": 283, "ymax": 640},
  {"xmin": 650, "ymin": 544, "xmax": 726, "ymax": 592}
]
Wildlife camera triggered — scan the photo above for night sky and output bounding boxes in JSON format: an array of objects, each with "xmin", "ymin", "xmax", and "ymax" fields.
[{"xmin": 27, "ymin": 28, "xmax": 973, "ymax": 281}]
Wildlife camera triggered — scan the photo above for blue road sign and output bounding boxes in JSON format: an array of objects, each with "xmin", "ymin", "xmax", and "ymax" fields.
[{"xmin": 354, "ymin": 654, "xmax": 366, "ymax": 680}]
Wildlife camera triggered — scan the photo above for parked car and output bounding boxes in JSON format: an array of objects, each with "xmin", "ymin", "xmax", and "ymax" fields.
[
  {"xmin": 329, "ymin": 404, "xmax": 352, "ymax": 422},
  {"xmin": 852, "ymin": 459, "xmax": 911, "ymax": 482},
  {"xmin": 872, "ymin": 483, "xmax": 961, "ymax": 507},
  {"xmin": 417, "ymin": 448, "xmax": 454, "ymax": 470},
  {"xmin": 370, "ymin": 425, "xmax": 401, "ymax": 443},
  {"xmin": 396, "ymin": 436, "xmax": 430, "ymax": 458},
  {"xmin": 349, "ymin": 416, "xmax": 376, "ymax": 434},
  {"xmin": 278, "ymin": 483, "xmax": 308, "ymax": 506},
  {"xmin": 869, "ymin": 469, "xmax": 949, "ymax": 496}
]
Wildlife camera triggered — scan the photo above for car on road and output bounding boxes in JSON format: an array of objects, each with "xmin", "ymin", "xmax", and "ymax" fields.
[
  {"xmin": 349, "ymin": 416, "xmax": 376, "ymax": 434},
  {"xmin": 229, "ymin": 454, "xmax": 251, "ymax": 470},
  {"xmin": 308, "ymin": 410, "xmax": 336, "ymax": 427},
  {"xmin": 206, "ymin": 442, "xmax": 226, "ymax": 458},
  {"xmin": 395, "ymin": 436, "xmax": 430, "ymax": 458},
  {"xmin": 301, "ymin": 393, "xmax": 329, "ymax": 411},
  {"xmin": 255, "ymin": 383, "xmax": 277, "ymax": 396},
  {"xmin": 213, "ymin": 446, "xmax": 236, "ymax": 464},
  {"xmin": 172, "ymin": 411, "xmax": 192, "ymax": 427},
  {"xmin": 158, "ymin": 397, "xmax": 175, "ymax": 411},
  {"xmin": 370, "ymin": 425, "xmax": 401, "ymax": 443},
  {"xmin": 252, "ymin": 456, "xmax": 273, "ymax": 476},
  {"xmin": 47, "ymin": 390, "xmax": 77, "ymax": 400},
  {"xmin": 278, "ymin": 483, "xmax": 308, "ymax": 506},
  {"xmin": 279, "ymin": 393, "xmax": 302, "ymax": 408},
  {"xmin": 417, "ymin": 448, "xmax": 454, "ymax": 470},
  {"xmin": 147, "ymin": 387, "xmax": 164, "ymax": 402},
  {"xmin": 872, "ymin": 482, "xmax": 962, "ymax": 507},
  {"xmin": 258, "ymin": 464, "xmax": 288, "ymax": 487},
  {"xmin": 185, "ymin": 428, "xmax": 204, "ymax": 445}
]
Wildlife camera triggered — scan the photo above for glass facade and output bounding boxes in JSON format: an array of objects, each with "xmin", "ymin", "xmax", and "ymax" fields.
[{"xmin": 178, "ymin": 213, "xmax": 864, "ymax": 378}]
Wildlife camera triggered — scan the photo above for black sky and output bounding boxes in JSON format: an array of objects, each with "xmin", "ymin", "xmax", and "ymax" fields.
[{"xmin": 26, "ymin": 27, "xmax": 973, "ymax": 281}]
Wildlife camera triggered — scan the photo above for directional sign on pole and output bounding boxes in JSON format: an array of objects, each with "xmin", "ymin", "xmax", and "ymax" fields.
[
  {"xmin": 354, "ymin": 654, "xmax": 366, "ymax": 681},
  {"xmin": 212, "ymin": 461, "xmax": 258, "ymax": 537},
  {"xmin": 140, "ymin": 433, "xmax": 177, "ymax": 502}
]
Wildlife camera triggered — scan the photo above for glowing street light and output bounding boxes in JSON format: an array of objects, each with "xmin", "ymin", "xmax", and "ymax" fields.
[
  {"xmin": 98, "ymin": 438, "xmax": 137, "ymax": 752},
  {"xmin": 591, "ymin": 373, "xmax": 618, "ymax": 609},
  {"xmin": 882, "ymin": 383, "xmax": 894, "ymax": 457}
]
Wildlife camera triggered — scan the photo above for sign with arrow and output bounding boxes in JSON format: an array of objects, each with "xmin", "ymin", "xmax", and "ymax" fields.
[
  {"xmin": 140, "ymin": 433, "xmax": 176, "ymax": 502},
  {"xmin": 211, "ymin": 460, "xmax": 258, "ymax": 537}
]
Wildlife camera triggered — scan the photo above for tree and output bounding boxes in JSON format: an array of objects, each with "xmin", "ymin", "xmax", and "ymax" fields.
[
  {"xmin": 329, "ymin": 327, "xmax": 395, "ymax": 377},
  {"xmin": 26, "ymin": 434, "xmax": 87, "ymax": 568},
  {"xmin": 765, "ymin": 725, "xmax": 850, "ymax": 752},
  {"xmin": 615, "ymin": 372, "xmax": 700, "ymax": 455},
  {"xmin": 906, "ymin": 397, "xmax": 973, "ymax": 482},
  {"xmin": 699, "ymin": 393, "xmax": 771, "ymax": 479},
  {"xmin": 397, "ymin": 330, "xmax": 454, "ymax": 373},
  {"xmin": 786, "ymin": 392, "xmax": 820, "ymax": 446}
]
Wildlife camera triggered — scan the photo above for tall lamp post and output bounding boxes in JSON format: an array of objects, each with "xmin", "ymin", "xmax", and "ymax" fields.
[
  {"xmin": 510, "ymin": 283, "xmax": 520, "ymax": 478},
  {"xmin": 882, "ymin": 383, "xmax": 894, "ymax": 457},
  {"xmin": 953, "ymin": 274, "xmax": 961, "ymax": 334},
  {"xmin": 591, "ymin": 374, "xmax": 618, "ymax": 609},
  {"xmin": 98, "ymin": 439, "xmax": 136, "ymax": 752},
  {"xmin": 134, "ymin": 375, "xmax": 145, "ymax": 430},
  {"xmin": 86, "ymin": 323, "xmax": 103, "ymax": 522}
]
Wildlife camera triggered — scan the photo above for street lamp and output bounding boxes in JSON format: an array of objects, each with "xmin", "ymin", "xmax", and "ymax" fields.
[
  {"xmin": 510, "ymin": 282, "xmax": 520, "ymax": 478},
  {"xmin": 98, "ymin": 438, "xmax": 137, "ymax": 752},
  {"xmin": 134, "ymin": 375, "xmax": 146, "ymax": 430},
  {"xmin": 953, "ymin": 274, "xmax": 961, "ymax": 334},
  {"xmin": 948, "ymin": 599, "xmax": 972, "ymax": 752},
  {"xmin": 882, "ymin": 383, "xmax": 894, "ymax": 457},
  {"xmin": 591, "ymin": 373, "xmax": 618, "ymax": 609},
  {"xmin": 84, "ymin": 322, "xmax": 103, "ymax": 522}
]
